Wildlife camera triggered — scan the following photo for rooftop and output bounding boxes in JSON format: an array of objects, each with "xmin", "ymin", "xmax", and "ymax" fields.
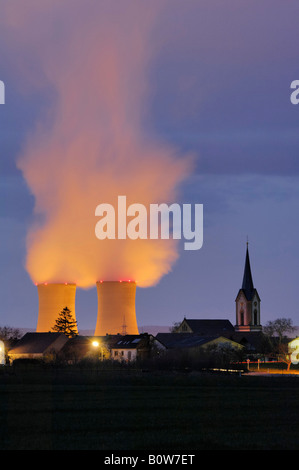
[{"xmin": 8, "ymin": 332, "xmax": 68, "ymax": 354}]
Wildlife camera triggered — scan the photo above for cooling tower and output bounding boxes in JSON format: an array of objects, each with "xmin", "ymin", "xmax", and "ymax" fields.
[
  {"xmin": 94, "ymin": 281, "xmax": 139, "ymax": 336},
  {"xmin": 36, "ymin": 283, "xmax": 77, "ymax": 333}
]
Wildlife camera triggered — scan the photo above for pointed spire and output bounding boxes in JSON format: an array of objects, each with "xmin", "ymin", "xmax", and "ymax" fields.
[{"xmin": 242, "ymin": 241, "xmax": 254, "ymax": 300}]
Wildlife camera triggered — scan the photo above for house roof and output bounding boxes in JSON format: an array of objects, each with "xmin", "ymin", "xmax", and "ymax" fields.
[
  {"xmin": 111, "ymin": 334, "xmax": 151, "ymax": 349},
  {"xmin": 8, "ymin": 332, "xmax": 68, "ymax": 354},
  {"xmin": 156, "ymin": 333, "xmax": 223, "ymax": 349},
  {"xmin": 58, "ymin": 334, "xmax": 159, "ymax": 358},
  {"xmin": 230, "ymin": 331, "xmax": 264, "ymax": 350},
  {"xmin": 59, "ymin": 335, "xmax": 114, "ymax": 358},
  {"xmin": 181, "ymin": 319, "xmax": 235, "ymax": 335}
]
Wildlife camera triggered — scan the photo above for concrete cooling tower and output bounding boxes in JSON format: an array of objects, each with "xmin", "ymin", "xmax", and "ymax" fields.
[
  {"xmin": 36, "ymin": 283, "xmax": 77, "ymax": 333},
  {"xmin": 94, "ymin": 281, "xmax": 139, "ymax": 336}
]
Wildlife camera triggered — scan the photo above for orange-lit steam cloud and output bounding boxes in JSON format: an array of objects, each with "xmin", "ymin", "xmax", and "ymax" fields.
[{"xmin": 4, "ymin": 1, "xmax": 193, "ymax": 288}]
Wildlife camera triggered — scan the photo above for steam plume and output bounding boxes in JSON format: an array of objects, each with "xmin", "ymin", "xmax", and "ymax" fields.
[{"xmin": 4, "ymin": 1, "xmax": 192, "ymax": 288}]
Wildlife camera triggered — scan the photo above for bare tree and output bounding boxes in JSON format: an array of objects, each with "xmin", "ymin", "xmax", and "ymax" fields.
[
  {"xmin": 277, "ymin": 343, "xmax": 293, "ymax": 372},
  {"xmin": 0, "ymin": 326, "xmax": 22, "ymax": 363},
  {"xmin": 263, "ymin": 318, "xmax": 295, "ymax": 358},
  {"xmin": 263, "ymin": 318, "xmax": 295, "ymax": 344},
  {"xmin": 169, "ymin": 322, "xmax": 181, "ymax": 332},
  {"xmin": 0, "ymin": 326, "xmax": 22, "ymax": 343}
]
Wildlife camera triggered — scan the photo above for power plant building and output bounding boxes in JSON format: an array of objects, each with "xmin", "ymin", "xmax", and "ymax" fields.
[
  {"xmin": 94, "ymin": 281, "xmax": 139, "ymax": 336},
  {"xmin": 36, "ymin": 283, "xmax": 77, "ymax": 333}
]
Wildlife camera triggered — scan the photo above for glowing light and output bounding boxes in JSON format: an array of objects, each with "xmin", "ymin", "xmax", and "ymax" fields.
[{"xmin": 92, "ymin": 341, "xmax": 99, "ymax": 348}]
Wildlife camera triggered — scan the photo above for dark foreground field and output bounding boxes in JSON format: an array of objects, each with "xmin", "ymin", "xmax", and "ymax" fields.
[{"xmin": 0, "ymin": 367, "xmax": 298, "ymax": 450}]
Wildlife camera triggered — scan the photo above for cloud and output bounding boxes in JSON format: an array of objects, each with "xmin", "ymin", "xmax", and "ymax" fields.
[{"xmin": 1, "ymin": 0, "xmax": 193, "ymax": 289}]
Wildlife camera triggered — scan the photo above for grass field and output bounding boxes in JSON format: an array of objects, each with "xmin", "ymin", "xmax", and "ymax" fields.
[{"xmin": 0, "ymin": 366, "xmax": 299, "ymax": 450}]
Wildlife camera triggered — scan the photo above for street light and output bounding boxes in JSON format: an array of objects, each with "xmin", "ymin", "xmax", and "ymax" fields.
[{"xmin": 92, "ymin": 340, "xmax": 104, "ymax": 360}]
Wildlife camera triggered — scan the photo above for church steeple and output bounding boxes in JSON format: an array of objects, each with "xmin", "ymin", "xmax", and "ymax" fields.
[
  {"xmin": 235, "ymin": 242, "xmax": 262, "ymax": 332},
  {"xmin": 242, "ymin": 242, "xmax": 254, "ymax": 300}
]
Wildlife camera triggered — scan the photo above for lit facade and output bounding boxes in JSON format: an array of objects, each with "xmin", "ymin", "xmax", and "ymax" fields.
[{"xmin": 288, "ymin": 337, "xmax": 299, "ymax": 364}]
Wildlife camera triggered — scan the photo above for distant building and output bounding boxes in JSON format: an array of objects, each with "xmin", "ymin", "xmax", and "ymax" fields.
[
  {"xmin": 7, "ymin": 332, "xmax": 165, "ymax": 364},
  {"xmin": 175, "ymin": 318, "xmax": 235, "ymax": 336},
  {"xmin": 60, "ymin": 335, "xmax": 112, "ymax": 362},
  {"xmin": 235, "ymin": 243, "xmax": 262, "ymax": 332},
  {"xmin": 156, "ymin": 333, "xmax": 244, "ymax": 353},
  {"xmin": 172, "ymin": 244, "xmax": 264, "ymax": 352},
  {"xmin": 8, "ymin": 332, "xmax": 69, "ymax": 362},
  {"xmin": 110, "ymin": 334, "xmax": 165, "ymax": 362}
]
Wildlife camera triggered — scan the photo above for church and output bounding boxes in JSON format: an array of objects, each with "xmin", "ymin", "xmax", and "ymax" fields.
[
  {"xmin": 176, "ymin": 242, "xmax": 262, "ymax": 335},
  {"xmin": 171, "ymin": 243, "xmax": 264, "ymax": 352}
]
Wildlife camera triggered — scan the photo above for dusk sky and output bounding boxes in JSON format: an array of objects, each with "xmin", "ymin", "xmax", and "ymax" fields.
[{"xmin": 1, "ymin": 0, "xmax": 299, "ymax": 332}]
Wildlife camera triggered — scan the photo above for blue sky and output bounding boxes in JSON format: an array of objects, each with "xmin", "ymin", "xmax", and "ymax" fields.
[{"xmin": 0, "ymin": 0, "xmax": 299, "ymax": 331}]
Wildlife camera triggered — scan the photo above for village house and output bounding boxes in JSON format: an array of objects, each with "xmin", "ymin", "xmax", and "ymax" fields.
[
  {"xmin": 110, "ymin": 334, "xmax": 165, "ymax": 362},
  {"xmin": 8, "ymin": 332, "xmax": 69, "ymax": 363},
  {"xmin": 7, "ymin": 332, "xmax": 165, "ymax": 364},
  {"xmin": 156, "ymin": 332, "xmax": 244, "ymax": 354}
]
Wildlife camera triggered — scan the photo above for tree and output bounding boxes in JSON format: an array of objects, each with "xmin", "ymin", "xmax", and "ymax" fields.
[
  {"xmin": 52, "ymin": 306, "xmax": 78, "ymax": 338},
  {"xmin": 169, "ymin": 322, "xmax": 181, "ymax": 333},
  {"xmin": 263, "ymin": 318, "xmax": 295, "ymax": 344},
  {"xmin": 0, "ymin": 326, "xmax": 22, "ymax": 343},
  {"xmin": 205, "ymin": 342, "xmax": 245, "ymax": 369},
  {"xmin": 0, "ymin": 326, "xmax": 22, "ymax": 364},
  {"xmin": 277, "ymin": 343, "xmax": 293, "ymax": 372},
  {"xmin": 263, "ymin": 318, "xmax": 295, "ymax": 358}
]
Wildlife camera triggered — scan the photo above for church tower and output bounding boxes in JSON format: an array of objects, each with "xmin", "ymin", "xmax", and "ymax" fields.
[{"xmin": 235, "ymin": 243, "xmax": 262, "ymax": 332}]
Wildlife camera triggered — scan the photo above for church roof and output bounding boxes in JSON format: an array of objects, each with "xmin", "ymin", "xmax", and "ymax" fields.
[
  {"xmin": 180, "ymin": 319, "xmax": 235, "ymax": 335},
  {"xmin": 241, "ymin": 245, "xmax": 256, "ymax": 300}
]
